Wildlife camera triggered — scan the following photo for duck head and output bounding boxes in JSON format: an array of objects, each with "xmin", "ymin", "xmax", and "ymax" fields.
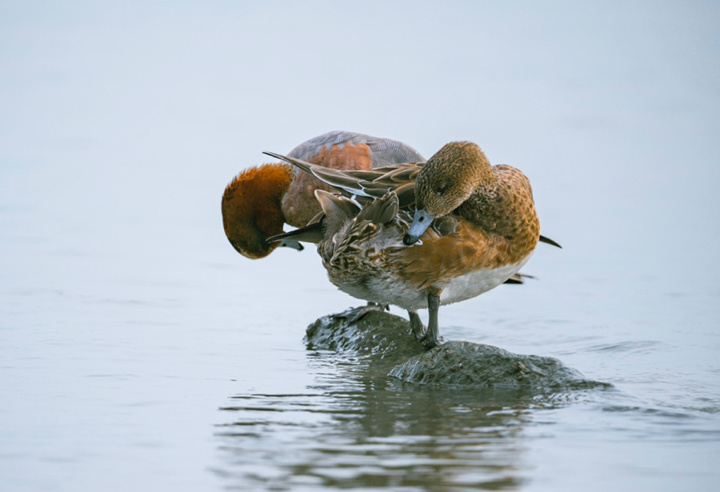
[
  {"xmin": 404, "ymin": 141, "xmax": 495, "ymax": 245},
  {"xmin": 222, "ymin": 163, "xmax": 295, "ymax": 259}
]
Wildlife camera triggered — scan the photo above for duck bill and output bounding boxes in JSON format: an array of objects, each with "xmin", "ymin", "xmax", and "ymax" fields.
[
  {"xmin": 279, "ymin": 239, "xmax": 304, "ymax": 251},
  {"xmin": 403, "ymin": 209, "xmax": 434, "ymax": 245}
]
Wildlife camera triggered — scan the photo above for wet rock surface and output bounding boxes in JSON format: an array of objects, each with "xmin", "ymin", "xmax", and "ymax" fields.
[
  {"xmin": 389, "ymin": 341, "xmax": 606, "ymax": 390},
  {"xmin": 305, "ymin": 307, "xmax": 425, "ymax": 359},
  {"xmin": 306, "ymin": 309, "xmax": 609, "ymax": 392}
]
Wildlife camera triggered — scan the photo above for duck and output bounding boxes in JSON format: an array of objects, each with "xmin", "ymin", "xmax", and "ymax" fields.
[
  {"xmin": 264, "ymin": 141, "xmax": 561, "ymax": 349},
  {"xmin": 221, "ymin": 131, "xmax": 424, "ymax": 259}
]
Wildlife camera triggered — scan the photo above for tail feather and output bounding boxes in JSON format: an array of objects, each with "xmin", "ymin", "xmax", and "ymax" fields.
[
  {"xmin": 539, "ymin": 234, "xmax": 562, "ymax": 248},
  {"xmin": 263, "ymin": 151, "xmax": 315, "ymax": 175},
  {"xmin": 503, "ymin": 272, "xmax": 537, "ymax": 284},
  {"xmin": 263, "ymin": 151, "xmax": 375, "ymax": 199}
]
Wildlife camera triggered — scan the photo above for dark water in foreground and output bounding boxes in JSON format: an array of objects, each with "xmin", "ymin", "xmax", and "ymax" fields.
[{"xmin": 2, "ymin": 2, "xmax": 720, "ymax": 491}]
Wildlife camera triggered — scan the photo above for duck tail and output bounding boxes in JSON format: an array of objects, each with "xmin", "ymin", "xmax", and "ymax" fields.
[
  {"xmin": 263, "ymin": 151, "xmax": 315, "ymax": 175},
  {"xmin": 263, "ymin": 150, "xmax": 375, "ymax": 199},
  {"xmin": 539, "ymin": 234, "xmax": 562, "ymax": 248},
  {"xmin": 503, "ymin": 272, "xmax": 537, "ymax": 284}
]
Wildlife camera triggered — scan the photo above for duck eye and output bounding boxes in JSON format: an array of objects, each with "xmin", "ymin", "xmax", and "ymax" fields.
[{"xmin": 436, "ymin": 185, "xmax": 446, "ymax": 196}]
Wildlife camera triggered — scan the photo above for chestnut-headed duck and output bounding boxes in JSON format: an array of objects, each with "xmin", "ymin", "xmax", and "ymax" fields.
[
  {"xmin": 221, "ymin": 131, "xmax": 424, "ymax": 259},
  {"xmin": 264, "ymin": 141, "xmax": 560, "ymax": 349}
]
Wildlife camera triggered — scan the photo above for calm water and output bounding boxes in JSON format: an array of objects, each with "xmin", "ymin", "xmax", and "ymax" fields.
[{"xmin": 2, "ymin": 2, "xmax": 719, "ymax": 491}]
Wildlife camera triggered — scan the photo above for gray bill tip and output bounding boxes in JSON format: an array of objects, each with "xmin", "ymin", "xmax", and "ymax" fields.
[
  {"xmin": 404, "ymin": 208, "xmax": 434, "ymax": 245},
  {"xmin": 403, "ymin": 233, "xmax": 420, "ymax": 245}
]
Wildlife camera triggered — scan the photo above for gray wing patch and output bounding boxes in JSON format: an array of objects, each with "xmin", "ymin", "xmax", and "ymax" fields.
[{"xmin": 287, "ymin": 130, "xmax": 425, "ymax": 167}]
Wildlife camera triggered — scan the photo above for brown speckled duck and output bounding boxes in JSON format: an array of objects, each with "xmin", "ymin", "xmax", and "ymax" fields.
[{"xmin": 265, "ymin": 141, "xmax": 560, "ymax": 349}]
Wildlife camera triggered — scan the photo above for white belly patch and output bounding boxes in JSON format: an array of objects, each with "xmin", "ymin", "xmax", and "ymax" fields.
[
  {"xmin": 336, "ymin": 254, "xmax": 533, "ymax": 311},
  {"xmin": 438, "ymin": 256, "xmax": 531, "ymax": 305}
]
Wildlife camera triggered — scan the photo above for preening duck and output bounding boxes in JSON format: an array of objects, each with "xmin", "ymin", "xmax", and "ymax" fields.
[
  {"xmin": 265, "ymin": 141, "xmax": 560, "ymax": 349},
  {"xmin": 221, "ymin": 131, "xmax": 424, "ymax": 259}
]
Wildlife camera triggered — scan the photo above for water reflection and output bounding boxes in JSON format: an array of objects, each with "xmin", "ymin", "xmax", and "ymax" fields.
[{"xmin": 215, "ymin": 349, "xmax": 552, "ymax": 490}]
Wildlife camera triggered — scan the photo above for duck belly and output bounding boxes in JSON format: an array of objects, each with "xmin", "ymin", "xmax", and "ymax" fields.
[
  {"xmin": 329, "ymin": 253, "xmax": 532, "ymax": 311},
  {"xmin": 332, "ymin": 272, "xmax": 429, "ymax": 311},
  {"xmin": 438, "ymin": 256, "xmax": 530, "ymax": 306}
]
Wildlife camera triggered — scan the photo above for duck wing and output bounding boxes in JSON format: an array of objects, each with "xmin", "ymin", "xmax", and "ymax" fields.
[
  {"xmin": 287, "ymin": 130, "xmax": 424, "ymax": 167},
  {"xmin": 264, "ymin": 151, "xmax": 423, "ymax": 205}
]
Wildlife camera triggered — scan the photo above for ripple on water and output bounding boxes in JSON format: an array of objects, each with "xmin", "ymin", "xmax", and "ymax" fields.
[
  {"xmin": 213, "ymin": 309, "xmax": 718, "ymax": 489},
  {"xmin": 213, "ymin": 311, "xmax": 616, "ymax": 490},
  {"xmin": 214, "ymin": 386, "xmax": 540, "ymax": 490},
  {"xmin": 585, "ymin": 340, "xmax": 663, "ymax": 354}
]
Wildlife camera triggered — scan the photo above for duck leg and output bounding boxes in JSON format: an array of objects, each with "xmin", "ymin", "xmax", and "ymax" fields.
[
  {"xmin": 420, "ymin": 288, "xmax": 442, "ymax": 350},
  {"xmin": 408, "ymin": 310, "xmax": 425, "ymax": 341}
]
